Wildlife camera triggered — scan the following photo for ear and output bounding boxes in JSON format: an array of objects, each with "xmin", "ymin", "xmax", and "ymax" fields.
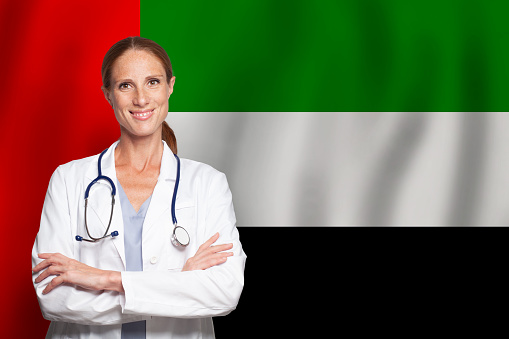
[
  {"xmin": 101, "ymin": 86, "xmax": 113, "ymax": 107},
  {"xmin": 168, "ymin": 76, "xmax": 176, "ymax": 98}
]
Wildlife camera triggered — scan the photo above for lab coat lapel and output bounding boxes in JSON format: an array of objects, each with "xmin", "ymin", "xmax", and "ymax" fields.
[
  {"xmin": 142, "ymin": 142, "xmax": 177, "ymax": 234},
  {"xmin": 84, "ymin": 141, "xmax": 126, "ymax": 268}
]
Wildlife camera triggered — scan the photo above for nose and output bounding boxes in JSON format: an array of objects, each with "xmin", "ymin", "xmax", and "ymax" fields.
[{"xmin": 133, "ymin": 87, "xmax": 149, "ymax": 106}]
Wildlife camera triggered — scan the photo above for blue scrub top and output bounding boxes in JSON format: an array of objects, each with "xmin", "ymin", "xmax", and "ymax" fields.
[{"xmin": 117, "ymin": 180, "xmax": 152, "ymax": 339}]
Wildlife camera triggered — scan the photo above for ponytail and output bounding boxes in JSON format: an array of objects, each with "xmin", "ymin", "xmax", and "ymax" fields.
[{"xmin": 162, "ymin": 121, "xmax": 178, "ymax": 154}]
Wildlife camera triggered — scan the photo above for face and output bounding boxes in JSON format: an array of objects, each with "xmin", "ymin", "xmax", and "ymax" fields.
[{"xmin": 102, "ymin": 49, "xmax": 175, "ymax": 140}]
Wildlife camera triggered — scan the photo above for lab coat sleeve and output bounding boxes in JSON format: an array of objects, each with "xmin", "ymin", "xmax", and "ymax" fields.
[
  {"xmin": 121, "ymin": 171, "xmax": 247, "ymax": 318},
  {"xmin": 32, "ymin": 166, "xmax": 139, "ymax": 326}
]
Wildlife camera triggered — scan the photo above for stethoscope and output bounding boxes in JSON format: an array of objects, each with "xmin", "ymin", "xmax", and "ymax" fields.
[{"xmin": 75, "ymin": 148, "xmax": 190, "ymax": 247}]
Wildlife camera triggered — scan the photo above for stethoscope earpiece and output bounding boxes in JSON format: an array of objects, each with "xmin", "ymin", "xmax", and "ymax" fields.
[{"xmin": 76, "ymin": 230, "xmax": 119, "ymax": 242}]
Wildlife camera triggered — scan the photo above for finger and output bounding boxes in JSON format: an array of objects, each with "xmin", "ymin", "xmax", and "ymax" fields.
[
  {"xmin": 203, "ymin": 232, "xmax": 220, "ymax": 247},
  {"xmin": 193, "ymin": 243, "xmax": 232, "ymax": 262},
  {"xmin": 32, "ymin": 260, "xmax": 52, "ymax": 273},
  {"xmin": 34, "ymin": 263, "xmax": 65, "ymax": 283},
  {"xmin": 32, "ymin": 259, "xmax": 58, "ymax": 273},
  {"xmin": 42, "ymin": 274, "xmax": 66, "ymax": 294},
  {"xmin": 33, "ymin": 253, "xmax": 65, "ymax": 272},
  {"xmin": 34, "ymin": 252, "xmax": 76, "ymax": 273},
  {"xmin": 197, "ymin": 243, "xmax": 233, "ymax": 259},
  {"xmin": 208, "ymin": 242, "xmax": 234, "ymax": 253},
  {"xmin": 37, "ymin": 253, "xmax": 54, "ymax": 259},
  {"xmin": 200, "ymin": 252, "xmax": 233, "ymax": 269},
  {"xmin": 195, "ymin": 251, "xmax": 233, "ymax": 267},
  {"xmin": 38, "ymin": 252, "xmax": 69, "ymax": 262},
  {"xmin": 182, "ymin": 250, "xmax": 233, "ymax": 271},
  {"xmin": 34, "ymin": 267, "xmax": 54, "ymax": 283},
  {"xmin": 197, "ymin": 232, "xmax": 220, "ymax": 252}
]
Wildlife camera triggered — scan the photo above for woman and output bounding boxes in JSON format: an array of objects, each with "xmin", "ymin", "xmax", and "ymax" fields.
[{"xmin": 31, "ymin": 36, "xmax": 246, "ymax": 339}]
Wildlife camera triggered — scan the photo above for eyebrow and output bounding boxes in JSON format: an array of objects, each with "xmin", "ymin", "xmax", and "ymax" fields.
[
  {"xmin": 115, "ymin": 75, "xmax": 165, "ymax": 84},
  {"xmin": 145, "ymin": 74, "xmax": 165, "ymax": 79}
]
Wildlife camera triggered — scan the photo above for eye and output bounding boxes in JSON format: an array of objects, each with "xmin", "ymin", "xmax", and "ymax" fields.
[
  {"xmin": 118, "ymin": 82, "xmax": 131, "ymax": 90},
  {"xmin": 148, "ymin": 79, "xmax": 160, "ymax": 86}
]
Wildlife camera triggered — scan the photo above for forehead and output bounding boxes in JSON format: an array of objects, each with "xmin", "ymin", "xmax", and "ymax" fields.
[{"xmin": 111, "ymin": 49, "xmax": 165, "ymax": 80}]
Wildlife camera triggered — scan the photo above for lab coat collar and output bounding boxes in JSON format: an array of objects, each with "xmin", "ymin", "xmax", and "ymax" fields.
[
  {"xmin": 158, "ymin": 140, "xmax": 178, "ymax": 181},
  {"xmin": 84, "ymin": 140, "xmax": 177, "ymax": 181},
  {"xmin": 143, "ymin": 140, "xmax": 178, "ymax": 234}
]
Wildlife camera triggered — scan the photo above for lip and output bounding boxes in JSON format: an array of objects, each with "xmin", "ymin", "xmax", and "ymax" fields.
[{"xmin": 130, "ymin": 109, "xmax": 154, "ymax": 121}]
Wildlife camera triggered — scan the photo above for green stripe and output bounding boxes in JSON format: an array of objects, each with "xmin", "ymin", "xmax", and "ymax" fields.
[{"xmin": 141, "ymin": 0, "xmax": 509, "ymax": 112}]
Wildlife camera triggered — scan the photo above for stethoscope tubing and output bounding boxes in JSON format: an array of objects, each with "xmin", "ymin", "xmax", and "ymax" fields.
[
  {"xmin": 171, "ymin": 151, "xmax": 180, "ymax": 225},
  {"xmin": 170, "ymin": 153, "xmax": 190, "ymax": 247},
  {"xmin": 85, "ymin": 148, "xmax": 117, "ymax": 199},
  {"xmin": 77, "ymin": 147, "xmax": 189, "ymax": 247}
]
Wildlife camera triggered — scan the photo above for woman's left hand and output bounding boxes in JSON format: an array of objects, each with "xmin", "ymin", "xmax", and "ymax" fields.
[{"xmin": 32, "ymin": 253, "xmax": 123, "ymax": 294}]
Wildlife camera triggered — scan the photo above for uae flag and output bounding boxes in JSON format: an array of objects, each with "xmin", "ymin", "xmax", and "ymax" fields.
[{"xmin": 3, "ymin": 1, "xmax": 507, "ymax": 337}]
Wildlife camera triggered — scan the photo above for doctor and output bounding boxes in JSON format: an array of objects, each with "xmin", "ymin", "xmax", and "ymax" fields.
[{"xmin": 31, "ymin": 36, "xmax": 246, "ymax": 339}]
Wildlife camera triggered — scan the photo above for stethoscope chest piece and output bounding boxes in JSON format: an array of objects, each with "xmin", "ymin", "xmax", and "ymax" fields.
[{"xmin": 171, "ymin": 224, "xmax": 190, "ymax": 247}]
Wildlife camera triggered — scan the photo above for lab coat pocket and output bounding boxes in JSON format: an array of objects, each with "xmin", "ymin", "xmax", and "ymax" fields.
[
  {"xmin": 167, "ymin": 201, "xmax": 196, "ymax": 271},
  {"xmin": 77, "ymin": 231, "xmax": 123, "ymax": 270}
]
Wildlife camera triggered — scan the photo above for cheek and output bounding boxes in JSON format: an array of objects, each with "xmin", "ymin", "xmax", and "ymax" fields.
[
  {"xmin": 160, "ymin": 110, "xmax": 169, "ymax": 121},
  {"xmin": 156, "ymin": 90, "xmax": 170, "ymax": 109},
  {"xmin": 111, "ymin": 96, "xmax": 131, "ymax": 123},
  {"xmin": 112, "ymin": 93, "xmax": 131, "ymax": 108},
  {"xmin": 164, "ymin": 83, "xmax": 172, "ymax": 100},
  {"xmin": 112, "ymin": 108, "xmax": 126, "ymax": 126}
]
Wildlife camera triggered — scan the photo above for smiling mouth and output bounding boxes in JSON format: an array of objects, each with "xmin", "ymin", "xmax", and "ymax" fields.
[
  {"xmin": 129, "ymin": 109, "xmax": 155, "ymax": 120},
  {"xmin": 130, "ymin": 109, "xmax": 154, "ymax": 117}
]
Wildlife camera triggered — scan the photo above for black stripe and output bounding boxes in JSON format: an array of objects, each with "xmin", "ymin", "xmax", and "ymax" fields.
[{"xmin": 214, "ymin": 227, "xmax": 508, "ymax": 337}]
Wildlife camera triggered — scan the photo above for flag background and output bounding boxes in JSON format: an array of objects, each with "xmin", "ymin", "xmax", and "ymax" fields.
[
  {"xmin": 1, "ymin": 0, "xmax": 507, "ymax": 337},
  {"xmin": 143, "ymin": 1, "xmax": 509, "ymax": 226},
  {"xmin": 142, "ymin": 0, "xmax": 509, "ymax": 112},
  {"xmin": 0, "ymin": 0, "xmax": 139, "ymax": 336}
]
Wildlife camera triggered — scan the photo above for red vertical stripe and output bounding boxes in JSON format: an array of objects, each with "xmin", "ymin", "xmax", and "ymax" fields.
[{"xmin": 0, "ymin": 1, "xmax": 139, "ymax": 336}]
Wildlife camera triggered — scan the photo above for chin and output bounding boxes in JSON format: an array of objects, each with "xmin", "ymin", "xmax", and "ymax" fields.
[{"xmin": 125, "ymin": 126, "xmax": 162, "ymax": 139}]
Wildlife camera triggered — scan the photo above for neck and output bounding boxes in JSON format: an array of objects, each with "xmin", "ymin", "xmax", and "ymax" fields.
[{"xmin": 115, "ymin": 132, "xmax": 164, "ymax": 171}]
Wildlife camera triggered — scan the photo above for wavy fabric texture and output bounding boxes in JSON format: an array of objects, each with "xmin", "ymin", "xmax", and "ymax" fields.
[
  {"xmin": 141, "ymin": 1, "xmax": 509, "ymax": 226},
  {"xmin": 0, "ymin": 1, "xmax": 139, "ymax": 337},
  {"xmin": 4, "ymin": 0, "xmax": 509, "ymax": 337}
]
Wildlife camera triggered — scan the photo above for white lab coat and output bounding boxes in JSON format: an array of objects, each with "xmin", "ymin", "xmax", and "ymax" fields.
[{"xmin": 32, "ymin": 140, "xmax": 246, "ymax": 339}]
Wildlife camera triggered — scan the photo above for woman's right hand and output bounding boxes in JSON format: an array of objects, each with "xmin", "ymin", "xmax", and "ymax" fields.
[
  {"xmin": 182, "ymin": 233, "xmax": 233, "ymax": 271},
  {"xmin": 32, "ymin": 253, "xmax": 123, "ymax": 294}
]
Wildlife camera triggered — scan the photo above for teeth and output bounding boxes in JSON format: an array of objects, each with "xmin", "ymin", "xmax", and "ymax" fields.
[{"xmin": 133, "ymin": 111, "xmax": 152, "ymax": 117}]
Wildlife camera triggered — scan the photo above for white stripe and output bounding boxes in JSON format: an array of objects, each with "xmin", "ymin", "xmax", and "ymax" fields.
[{"xmin": 167, "ymin": 112, "xmax": 509, "ymax": 226}]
